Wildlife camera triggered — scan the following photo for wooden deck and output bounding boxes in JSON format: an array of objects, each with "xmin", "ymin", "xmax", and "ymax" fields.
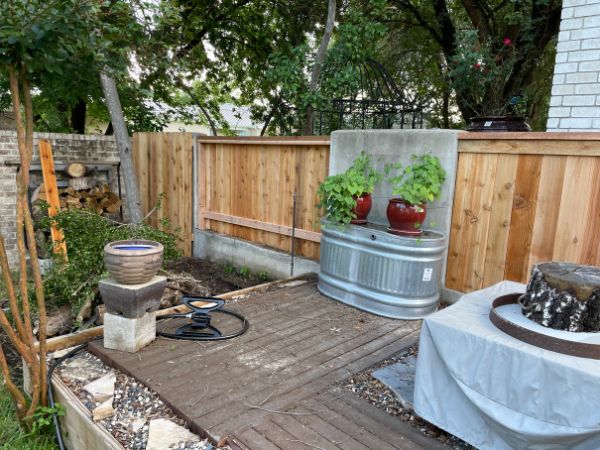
[{"xmin": 89, "ymin": 277, "xmax": 443, "ymax": 450}]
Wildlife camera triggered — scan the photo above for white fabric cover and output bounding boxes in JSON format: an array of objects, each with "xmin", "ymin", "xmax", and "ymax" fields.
[{"xmin": 414, "ymin": 281, "xmax": 600, "ymax": 450}]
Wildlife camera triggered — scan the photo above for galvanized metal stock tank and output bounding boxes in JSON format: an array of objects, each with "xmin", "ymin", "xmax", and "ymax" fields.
[{"xmin": 318, "ymin": 220, "xmax": 446, "ymax": 319}]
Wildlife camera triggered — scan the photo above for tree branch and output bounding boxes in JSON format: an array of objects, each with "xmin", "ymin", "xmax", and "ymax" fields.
[{"xmin": 462, "ymin": 0, "xmax": 493, "ymax": 41}]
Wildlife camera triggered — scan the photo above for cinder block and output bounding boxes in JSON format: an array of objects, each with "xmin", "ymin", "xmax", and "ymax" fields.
[
  {"xmin": 99, "ymin": 276, "xmax": 166, "ymax": 319},
  {"xmin": 104, "ymin": 312, "xmax": 156, "ymax": 353}
]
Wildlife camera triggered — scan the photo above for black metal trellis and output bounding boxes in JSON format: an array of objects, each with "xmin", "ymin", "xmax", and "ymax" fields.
[{"xmin": 314, "ymin": 58, "xmax": 425, "ymax": 135}]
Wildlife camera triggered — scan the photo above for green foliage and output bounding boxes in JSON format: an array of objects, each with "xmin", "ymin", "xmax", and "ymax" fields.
[
  {"xmin": 223, "ymin": 263, "xmax": 236, "ymax": 275},
  {"xmin": 238, "ymin": 266, "xmax": 251, "ymax": 278},
  {"xmin": 30, "ymin": 404, "xmax": 64, "ymax": 436},
  {"xmin": 386, "ymin": 154, "xmax": 446, "ymax": 206},
  {"xmin": 0, "ymin": 379, "xmax": 57, "ymax": 450},
  {"xmin": 317, "ymin": 151, "xmax": 382, "ymax": 224},
  {"xmin": 39, "ymin": 207, "xmax": 181, "ymax": 312},
  {"xmin": 0, "ymin": 1, "xmax": 150, "ymax": 134},
  {"xmin": 448, "ymin": 30, "xmax": 522, "ymax": 117},
  {"xmin": 257, "ymin": 271, "xmax": 269, "ymax": 282}
]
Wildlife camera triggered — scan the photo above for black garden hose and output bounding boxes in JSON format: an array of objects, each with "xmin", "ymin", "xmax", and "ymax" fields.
[
  {"xmin": 47, "ymin": 296, "xmax": 249, "ymax": 448},
  {"xmin": 156, "ymin": 295, "xmax": 250, "ymax": 341}
]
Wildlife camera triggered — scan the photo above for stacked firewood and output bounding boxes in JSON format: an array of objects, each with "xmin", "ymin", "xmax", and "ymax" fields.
[
  {"xmin": 33, "ymin": 162, "xmax": 122, "ymax": 216},
  {"xmin": 36, "ymin": 184, "xmax": 121, "ymax": 215}
]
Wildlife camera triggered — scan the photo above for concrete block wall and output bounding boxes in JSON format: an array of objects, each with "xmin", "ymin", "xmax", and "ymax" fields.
[
  {"xmin": 329, "ymin": 130, "xmax": 459, "ymax": 236},
  {"xmin": 329, "ymin": 130, "xmax": 459, "ymax": 285},
  {"xmin": 547, "ymin": 0, "xmax": 600, "ymax": 131},
  {"xmin": 0, "ymin": 131, "xmax": 119, "ymax": 268}
]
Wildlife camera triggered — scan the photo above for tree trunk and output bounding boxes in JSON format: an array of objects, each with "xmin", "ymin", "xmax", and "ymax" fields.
[
  {"xmin": 520, "ymin": 263, "xmax": 600, "ymax": 332},
  {"xmin": 70, "ymin": 99, "xmax": 87, "ymax": 134},
  {"xmin": 99, "ymin": 72, "xmax": 143, "ymax": 223},
  {"xmin": 303, "ymin": 0, "xmax": 336, "ymax": 135}
]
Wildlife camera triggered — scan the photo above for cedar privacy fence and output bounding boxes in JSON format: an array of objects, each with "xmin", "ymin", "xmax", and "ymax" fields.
[{"xmin": 131, "ymin": 131, "xmax": 600, "ymax": 293}]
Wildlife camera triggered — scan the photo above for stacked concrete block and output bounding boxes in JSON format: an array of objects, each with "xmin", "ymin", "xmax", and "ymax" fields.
[
  {"xmin": 99, "ymin": 276, "xmax": 166, "ymax": 353},
  {"xmin": 548, "ymin": 0, "xmax": 600, "ymax": 131}
]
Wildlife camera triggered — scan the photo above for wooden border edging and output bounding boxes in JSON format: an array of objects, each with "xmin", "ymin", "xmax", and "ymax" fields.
[
  {"xmin": 203, "ymin": 211, "xmax": 322, "ymax": 243},
  {"xmin": 43, "ymin": 273, "xmax": 314, "ymax": 353},
  {"xmin": 52, "ymin": 374, "xmax": 125, "ymax": 450}
]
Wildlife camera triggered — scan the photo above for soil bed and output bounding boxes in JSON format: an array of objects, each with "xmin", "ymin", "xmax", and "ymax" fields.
[
  {"xmin": 342, "ymin": 344, "xmax": 475, "ymax": 450},
  {"xmin": 165, "ymin": 257, "xmax": 270, "ymax": 296}
]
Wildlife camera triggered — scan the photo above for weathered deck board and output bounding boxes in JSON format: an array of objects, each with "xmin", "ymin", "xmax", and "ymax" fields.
[{"xmin": 90, "ymin": 280, "xmax": 437, "ymax": 449}]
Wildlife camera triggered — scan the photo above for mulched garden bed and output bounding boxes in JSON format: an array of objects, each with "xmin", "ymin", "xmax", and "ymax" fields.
[{"xmin": 342, "ymin": 344, "xmax": 476, "ymax": 450}]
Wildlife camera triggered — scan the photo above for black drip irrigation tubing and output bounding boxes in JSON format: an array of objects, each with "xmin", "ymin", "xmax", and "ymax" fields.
[{"xmin": 47, "ymin": 299, "xmax": 249, "ymax": 448}]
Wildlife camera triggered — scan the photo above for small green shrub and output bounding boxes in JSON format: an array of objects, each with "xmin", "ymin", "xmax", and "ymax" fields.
[
  {"xmin": 385, "ymin": 154, "xmax": 446, "ymax": 206},
  {"xmin": 223, "ymin": 263, "xmax": 236, "ymax": 275},
  {"xmin": 30, "ymin": 404, "xmax": 65, "ymax": 436},
  {"xmin": 0, "ymin": 379, "xmax": 57, "ymax": 450},
  {"xmin": 317, "ymin": 151, "xmax": 382, "ymax": 224},
  {"xmin": 238, "ymin": 266, "xmax": 251, "ymax": 278},
  {"xmin": 39, "ymin": 207, "xmax": 181, "ymax": 313},
  {"xmin": 257, "ymin": 270, "xmax": 269, "ymax": 281}
]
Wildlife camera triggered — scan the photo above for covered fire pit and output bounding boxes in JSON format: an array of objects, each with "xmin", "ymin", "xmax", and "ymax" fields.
[{"xmin": 414, "ymin": 264, "xmax": 600, "ymax": 450}]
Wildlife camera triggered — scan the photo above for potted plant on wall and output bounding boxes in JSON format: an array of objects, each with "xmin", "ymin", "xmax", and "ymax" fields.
[
  {"xmin": 317, "ymin": 151, "xmax": 382, "ymax": 225},
  {"xmin": 448, "ymin": 30, "xmax": 531, "ymax": 132},
  {"xmin": 385, "ymin": 154, "xmax": 446, "ymax": 236}
]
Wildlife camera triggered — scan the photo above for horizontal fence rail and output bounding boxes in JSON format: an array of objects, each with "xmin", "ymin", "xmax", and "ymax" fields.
[
  {"xmin": 197, "ymin": 136, "xmax": 330, "ymax": 259},
  {"xmin": 446, "ymin": 132, "xmax": 600, "ymax": 292}
]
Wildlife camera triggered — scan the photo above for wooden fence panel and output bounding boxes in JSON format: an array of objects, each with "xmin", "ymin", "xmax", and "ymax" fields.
[
  {"xmin": 197, "ymin": 137, "xmax": 330, "ymax": 259},
  {"xmin": 132, "ymin": 132, "xmax": 193, "ymax": 256},
  {"xmin": 447, "ymin": 133, "xmax": 600, "ymax": 292}
]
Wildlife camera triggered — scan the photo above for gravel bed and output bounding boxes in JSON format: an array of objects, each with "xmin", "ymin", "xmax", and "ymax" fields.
[
  {"xmin": 56, "ymin": 351, "xmax": 228, "ymax": 450},
  {"xmin": 341, "ymin": 345, "xmax": 476, "ymax": 450}
]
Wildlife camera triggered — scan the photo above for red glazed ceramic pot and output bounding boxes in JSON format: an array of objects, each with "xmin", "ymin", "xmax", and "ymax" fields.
[
  {"xmin": 386, "ymin": 199, "xmax": 426, "ymax": 236},
  {"xmin": 351, "ymin": 193, "xmax": 372, "ymax": 224}
]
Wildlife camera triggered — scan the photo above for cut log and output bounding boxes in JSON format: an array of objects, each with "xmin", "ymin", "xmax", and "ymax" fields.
[
  {"xmin": 520, "ymin": 262, "xmax": 600, "ymax": 332},
  {"xmin": 65, "ymin": 197, "xmax": 82, "ymax": 208},
  {"xmin": 69, "ymin": 177, "xmax": 92, "ymax": 191},
  {"xmin": 105, "ymin": 204, "xmax": 119, "ymax": 214},
  {"xmin": 66, "ymin": 162, "xmax": 87, "ymax": 178}
]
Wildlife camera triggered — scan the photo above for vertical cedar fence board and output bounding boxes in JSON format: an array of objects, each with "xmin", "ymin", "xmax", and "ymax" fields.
[
  {"xmin": 132, "ymin": 132, "xmax": 194, "ymax": 256},
  {"xmin": 196, "ymin": 136, "xmax": 330, "ymax": 260},
  {"xmin": 446, "ymin": 132, "xmax": 600, "ymax": 293}
]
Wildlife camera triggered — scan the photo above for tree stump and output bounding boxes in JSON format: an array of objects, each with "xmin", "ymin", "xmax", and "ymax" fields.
[
  {"xmin": 66, "ymin": 161, "xmax": 87, "ymax": 178},
  {"xmin": 520, "ymin": 262, "xmax": 600, "ymax": 332}
]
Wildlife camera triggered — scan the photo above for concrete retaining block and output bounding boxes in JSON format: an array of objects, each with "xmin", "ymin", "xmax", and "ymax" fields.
[
  {"xmin": 99, "ymin": 276, "xmax": 166, "ymax": 319},
  {"xmin": 103, "ymin": 312, "xmax": 156, "ymax": 353}
]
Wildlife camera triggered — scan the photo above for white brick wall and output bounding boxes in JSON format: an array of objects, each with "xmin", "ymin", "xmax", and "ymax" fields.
[
  {"xmin": 0, "ymin": 131, "xmax": 119, "ymax": 268},
  {"xmin": 548, "ymin": 0, "xmax": 600, "ymax": 131}
]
